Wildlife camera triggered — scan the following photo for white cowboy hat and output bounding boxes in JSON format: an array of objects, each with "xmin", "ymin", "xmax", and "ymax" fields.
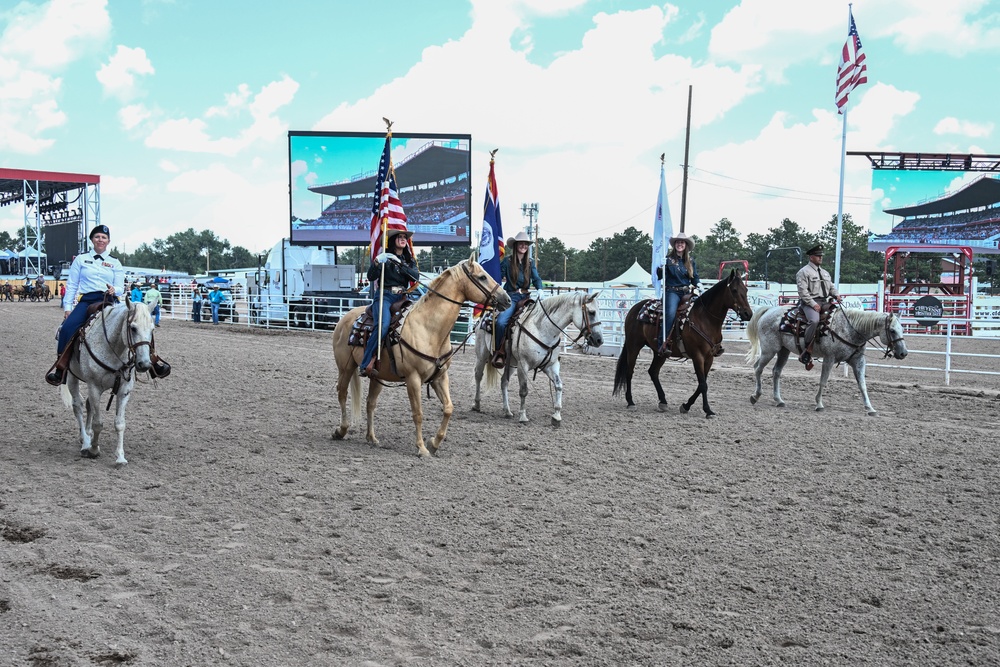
[
  {"xmin": 512, "ymin": 231, "xmax": 533, "ymax": 245},
  {"xmin": 669, "ymin": 232, "xmax": 695, "ymax": 250}
]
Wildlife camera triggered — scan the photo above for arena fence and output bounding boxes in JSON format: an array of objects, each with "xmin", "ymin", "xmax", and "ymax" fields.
[{"xmin": 162, "ymin": 291, "xmax": 999, "ymax": 387}]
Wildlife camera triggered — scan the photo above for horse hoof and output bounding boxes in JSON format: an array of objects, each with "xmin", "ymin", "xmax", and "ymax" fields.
[
  {"xmin": 657, "ymin": 403, "xmax": 668, "ymax": 413},
  {"xmin": 332, "ymin": 430, "xmax": 346, "ymax": 441},
  {"xmin": 776, "ymin": 401, "xmax": 785, "ymax": 408},
  {"xmin": 815, "ymin": 406, "xmax": 824, "ymax": 412},
  {"xmin": 750, "ymin": 395, "xmax": 758, "ymax": 405},
  {"xmin": 81, "ymin": 449, "xmax": 99, "ymax": 459},
  {"xmin": 626, "ymin": 404, "xmax": 637, "ymax": 411},
  {"xmin": 679, "ymin": 406, "xmax": 689, "ymax": 414},
  {"xmin": 867, "ymin": 410, "xmax": 878, "ymax": 417},
  {"xmin": 705, "ymin": 413, "xmax": 715, "ymax": 419},
  {"xmin": 518, "ymin": 417, "xmax": 529, "ymax": 424},
  {"xmin": 115, "ymin": 460, "xmax": 128, "ymax": 468},
  {"xmin": 551, "ymin": 417, "xmax": 561, "ymax": 428}
]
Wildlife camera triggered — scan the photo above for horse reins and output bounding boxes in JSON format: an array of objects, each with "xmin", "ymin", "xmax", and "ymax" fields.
[{"xmin": 79, "ymin": 300, "xmax": 153, "ymax": 407}]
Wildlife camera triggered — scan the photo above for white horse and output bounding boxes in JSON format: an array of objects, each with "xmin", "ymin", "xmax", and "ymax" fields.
[
  {"xmin": 61, "ymin": 300, "xmax": 155, "ymax": 466},
  {"xmin": 473, "ymin": 291, "xmax": 604, "ymax": 426},
  {"xmin": 746, "ymin": 305, "xmax": 908, "ymax": 416}
]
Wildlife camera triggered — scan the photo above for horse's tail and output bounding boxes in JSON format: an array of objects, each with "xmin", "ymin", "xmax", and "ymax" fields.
[
  {"xmin": 612, "ymin": 347, "xmax": 629, "ymax": 397},
  {"xmin": 744, "ymin": 305, "xmax": 772, "ymax": 365},
  {"xmin": 60, "ymin": 383, "xmax": 73, "ymax": 409},
  {"xmin": 612, "ymin": 300, "xmax": 644, "ymax": 397},
  {"xmin": 484, "ymin": 361, "xmax": 501, "ymax": 390}
]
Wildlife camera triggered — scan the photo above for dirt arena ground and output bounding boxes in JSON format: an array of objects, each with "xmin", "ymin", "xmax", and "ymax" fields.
[{"xmin": 2, "ymin": 300, "xmax": 1000, "ymax": 666}]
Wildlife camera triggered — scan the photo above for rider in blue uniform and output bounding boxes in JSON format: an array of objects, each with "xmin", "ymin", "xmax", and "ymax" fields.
[
  {"xmin": 46, "ymin": 224, "xmax": 125, "ymax": 386},
  {"xmin": 360, "ymin": 228, "xmax": 419, "ymax": 378},
  {"xmin": 654, "ymin": 232, "xmax": 699, "ymax": 354}
]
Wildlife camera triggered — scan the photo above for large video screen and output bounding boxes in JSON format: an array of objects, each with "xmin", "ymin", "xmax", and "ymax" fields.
[
  {"xmin": 867, "ymin": 169, "xmax": 1000, "ymax": 254},
  {"xmin": 288, "ymin": 131, "xmax": 472, "ymax": 247}
]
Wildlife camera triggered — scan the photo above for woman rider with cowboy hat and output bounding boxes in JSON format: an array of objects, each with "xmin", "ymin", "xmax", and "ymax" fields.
[
  {"xmin": 491, "ymin": 230, "xmax": 544, "ymax": 368},
  {"xmin": 360, "ymin": 227, "xmax": 419, "ymax": 378},
  {"xmin": 654, "ymin": 231, "xmax": 700, "ymax": 354},
  {"xmin": 46, "ymin": 224, "xmax": 125, "ymax": 386}
]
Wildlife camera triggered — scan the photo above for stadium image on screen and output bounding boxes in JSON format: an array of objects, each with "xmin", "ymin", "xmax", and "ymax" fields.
[
  {"xmin": 867, "ymin": 168, "xmax": 1000, "ymax": 255},
  {"xmin": 288, "ymin": 131, "xmax": 472, "ymax": 247}
]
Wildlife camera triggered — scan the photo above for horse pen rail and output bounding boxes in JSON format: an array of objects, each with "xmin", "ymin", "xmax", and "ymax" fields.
[{"xmin": 4, "ymin": 298, "xmax": 1000, "ymax": 664}]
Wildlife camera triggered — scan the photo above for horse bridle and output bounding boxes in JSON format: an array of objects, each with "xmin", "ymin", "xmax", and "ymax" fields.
[
  {"xmin": 533, "ymin": 296, "xmax": 603, "ymax": 346},
  {"xmin": 83, "ymin": 301, "xmax": 152, "ymax": 378},
  {"xmin": 419, "ymin": 262, "xmax": 505, "ymax": 309},
  {"xmin": 881, "ymin": 315, "xmax": 904, "ymax": 359}
]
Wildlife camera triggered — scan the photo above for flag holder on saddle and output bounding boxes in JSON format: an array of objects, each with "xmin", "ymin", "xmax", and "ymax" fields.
[
  {"xmin": 349, "ymin": 292, "xmax": 418, "ymax": 377},
  {"xmin": 483, "ymin": 294, "xmax": 536, "ymax": 369},
  {"xmin": 639, "ymin": 291, "xmax": 698, "ymax": 358},
  {"xmin": 779, "ymin": 298, "xmax": 838, "ymax": 371}
]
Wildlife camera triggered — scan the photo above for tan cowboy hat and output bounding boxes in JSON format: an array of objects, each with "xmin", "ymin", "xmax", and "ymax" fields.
[
  {"xmin": 669, "ymin": 232, "xmax": 695, "ymax": 250},
  {"xmin": 386, "ymin": 228, "xmax": 414, "ymax": 242},
  {"xmin": 512, "ymin": 230, "xmax": 533, "ymax": 245}
]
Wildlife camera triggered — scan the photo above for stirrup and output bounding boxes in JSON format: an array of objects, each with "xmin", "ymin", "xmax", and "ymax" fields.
[
  {"xmin": 45, "ymin": 368, "xmax": 65, "ymax": 387},
  {"xmin": 491, "ymin": 351, "xmax": 506, "ymax": 369}
]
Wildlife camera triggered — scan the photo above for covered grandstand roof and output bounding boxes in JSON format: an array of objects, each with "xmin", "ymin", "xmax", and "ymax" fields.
[
  {"xmin": 0, "ymin": 168, "xmax": 100, "ymax": 201},
  {"xmin": 884, "ymin": 175, "xmax": 1000, "ymax": 217},
  {"xmin": 309, "ymin": 144, "xmax": 469, "ymax": 198}
]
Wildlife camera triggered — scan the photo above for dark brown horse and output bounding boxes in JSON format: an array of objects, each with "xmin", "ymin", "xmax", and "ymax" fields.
[{"xmin": 612, "ymin": 269, "xmax": 754, "ymax": 417}]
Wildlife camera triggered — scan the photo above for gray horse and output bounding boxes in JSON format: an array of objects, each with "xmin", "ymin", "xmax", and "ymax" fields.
[
  {"xmin": 746, "ymin": 305, "xmax": 908, "ymax": 416},
  {"xmin": 473, "ymin": 291, "xmax": 604, "ymax": 426},
  {"xmin": 61, "ymin": 300, "xmax": 155, "ymax": 466}
]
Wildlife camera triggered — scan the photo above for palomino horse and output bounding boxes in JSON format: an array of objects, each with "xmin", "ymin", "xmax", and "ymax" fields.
[
  {"xmin": 746, "ymin": 305, "xmax": 908, "ymax": 416},
  {"xmin": 613, "ymin": 269, "xmax": 754, "ymax": 417},
  {"xmin": 331, "ymin": 257, "xmax": 511, "ymax": 457},
  {"xmin": 472, "ymin": 291, "xmax": 604, "ymax": 426},
  {"xmin": 61, "ymin": 299, "xmax": 155, "ymax": 466}
]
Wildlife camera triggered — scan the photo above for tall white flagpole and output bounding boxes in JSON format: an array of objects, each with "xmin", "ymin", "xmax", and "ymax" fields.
[{"xmin": 834, "ymin": 107, "xmax": 848, "ymax": 289}]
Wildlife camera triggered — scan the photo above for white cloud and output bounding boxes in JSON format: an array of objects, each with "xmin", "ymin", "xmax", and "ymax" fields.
[
  {"xmin": 119, "ymin": 103, "xmax": 151, "ymax": 130},
  {"xmin": 933, "ymin": 117, "xmax": 994, "ymax": 138},
  {"xmin": 142, "ymin": 76, "xmax": 298, "ymax": 156},
  {"xmin": 96, "ymin": 45, "xmax": 154, "ymax": 100}
]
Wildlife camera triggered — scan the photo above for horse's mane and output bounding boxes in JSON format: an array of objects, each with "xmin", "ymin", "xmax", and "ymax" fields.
[
  {"xmin": 411, "ymin": 260, "xmax": 469, "ymax": 307},
  {"xmin": 697, "ymin": 274, "xmax": 731, "ymax": 303},
  {"xmin": 841, "ymin": 308, "xmax": 888, "ymax": 334},
  {"xmin": 129, "ymin": 300, "xmax": 154, "ymax": 329}
]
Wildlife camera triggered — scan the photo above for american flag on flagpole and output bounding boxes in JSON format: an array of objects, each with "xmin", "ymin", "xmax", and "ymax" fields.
[
  {"xmin": 368, "ymin": 134, "xmax": 409, "ymax": 262},
  {"xmin": 835, "ymin": 8, "xmax": 868, "ymax": 113}
]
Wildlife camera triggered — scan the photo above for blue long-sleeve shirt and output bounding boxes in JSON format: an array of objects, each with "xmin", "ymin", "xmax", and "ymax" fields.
[{"xmin": 499, "ymin": 257, "xmax": 543, "ymax": 294}]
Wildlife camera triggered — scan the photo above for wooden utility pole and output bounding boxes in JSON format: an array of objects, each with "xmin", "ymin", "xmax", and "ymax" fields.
[{"xmin": 679, "ymin": 85, "xmax": 692, "ymax": 233}]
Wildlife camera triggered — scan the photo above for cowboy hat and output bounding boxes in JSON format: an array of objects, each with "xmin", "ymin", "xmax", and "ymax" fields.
[
  {"xmin": 386, "ymin": 228, "xmax": 414, "ymax": 242},
  {"xmin": 669, "ymin": 232, "xmax": 695, "ymax": 250},
  {"xmin": 512, "ymin": 230, "xmax": 533, "ymax": 245}
]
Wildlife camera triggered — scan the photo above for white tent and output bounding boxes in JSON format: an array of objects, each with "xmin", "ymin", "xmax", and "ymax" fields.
[
  {"xmin": 16, "ymin": 247, "xmax": 45, "ymax": 258},
  {"xmin": 603, "ymin": 260, "xmax": 651, "ymax": 288}
]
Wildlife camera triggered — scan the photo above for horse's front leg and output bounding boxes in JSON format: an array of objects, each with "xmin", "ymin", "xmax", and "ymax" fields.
[
  {"xmin": 848, "ymin": 356, "xmax": 877, "ymax": 416},
  {"xmin": 771, "ymin": 347, "xmax": 791, "ymax": 407},
  {"xmin": 111, "ymin": 387, "xmax": 133, "ymax": 467},
  {"xmin": 66, "ymin": 377, "xmax": 94, "ymax": 457},
  {"xmin": 473, "ymin": 343, "xmax": 488, "ymax": 413},
  {"xmin": 404, "ymin": 376, "xmax": 431, "ymax": 458},
  {"xmin": 516, "ymin": 363, "xmax": 531, "ymax": 424},
  {"xmin": 427, "ymin": 372, "xmax": 453, "ymax": 456},
  {"xmin": 500, "ymin": 365, "xmax": 514, "ymax": 418},
  {"xmin": 538, "ymin": 359, "xmax": 564, "ymax": 427},
  {"xmin": 648, "ymin": 354, "xmax": 668, "ymax": 412},
  {"xmin": 365, "ymin": 382, "xmax": 385, "ymax": 445},
  {"xmin": 82, "ymin": 385, "xmax": 105, "ymax": 458},
  {"xmin": 814, "ymin": 356, "xmax": 836, "ymax": 412},
  {"xmin": 681, "ymin": 357, "xmax": 714, "ymax": 418}
]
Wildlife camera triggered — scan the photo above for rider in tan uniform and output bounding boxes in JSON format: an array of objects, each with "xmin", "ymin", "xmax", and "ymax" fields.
[{"xmin": 795, "ymin": 244, "xmax": 842, "ymax": 366}]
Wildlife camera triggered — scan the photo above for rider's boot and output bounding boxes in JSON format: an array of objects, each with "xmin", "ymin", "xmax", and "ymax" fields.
[
  {"xmin": 798, "ymin": 322, "xmax": 817, "ymax": 367},
  {"xmin": 45, "ymin": 346, "xmax": 73, "ymax": 386}
]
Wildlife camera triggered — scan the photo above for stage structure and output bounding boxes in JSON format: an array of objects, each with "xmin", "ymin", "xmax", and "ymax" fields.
[{"xmin": 0, "ymin": 168, "xmax": 101, "ymax": 276}]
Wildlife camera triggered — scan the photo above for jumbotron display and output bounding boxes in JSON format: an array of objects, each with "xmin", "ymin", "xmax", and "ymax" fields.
[{"xmin": 288, "ymin": 131, "xmax": 472, "ymax": 247}]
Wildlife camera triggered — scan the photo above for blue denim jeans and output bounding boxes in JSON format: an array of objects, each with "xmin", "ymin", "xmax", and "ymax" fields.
[
  {"xmin": 494, "ymin": 292, "xmax": 529, "ymax": 346},
  {"xmin": 362, "ymin": 292, "xmax": 405, "ymax": 368}
]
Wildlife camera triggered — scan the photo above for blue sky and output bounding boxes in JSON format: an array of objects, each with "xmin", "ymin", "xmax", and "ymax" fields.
[{"xmin": 1, "ymin": 0, "xmax": 998, "ymax": 258}]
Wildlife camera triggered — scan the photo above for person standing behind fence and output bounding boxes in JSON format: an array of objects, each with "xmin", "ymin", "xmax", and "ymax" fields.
[
  {"xmin": 144, "ymin": 282, "xmax": 163, "ymax": 327},
  {"xmin": 192, "ymin": 288, "xmax": 203, "ymax": 323},
  {"xmin": 129, "ymin": 282, "xmax": 143, "ymax": 303},
  {"xmin": 209, "ymin": 285, "xmax": 226, "ymax": 325}
]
